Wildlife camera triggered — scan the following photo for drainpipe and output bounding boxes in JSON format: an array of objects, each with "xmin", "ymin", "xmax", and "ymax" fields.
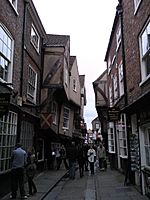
[
  {"xmin": 20, "ymin": 0, "xmax": 29, "ymax": 97},
  {"xmin": 116, "ymin": 0, "xmax": 131, "ymax": 185},
  {"xmin": 17, "ymin": 0, "xmax": 29, "ymax": 142}
]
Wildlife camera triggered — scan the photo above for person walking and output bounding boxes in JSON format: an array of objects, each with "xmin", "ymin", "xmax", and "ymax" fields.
[
  {"xmin": 97, "ymin": 143, "xmax": 106, "ymax": 170},
  {"xmin": 10, "ymin": 143, "xmax": 28, "ymax": 199},
  {"xmin": 55, "ymin": 147, "xmax": 62, "ymax": 170},
  {"xmin": 66, "ymin": 141, "xmax": 78, "ymax": 179},
  {"xmin": 83, "ymin": 143, "xmax": 89, "ymax": 171},
  {"xmin": 87, "ymin": 144, "xmax": 96, "ymax": 175},
  {"xmin": 77, "ymin": 143, "xmax": 85, "ymax": 178},
  {"xmin": 26, "ymin": 147, "xmax": 37, "ymax": 196},
  {"xmin": 59, "ymin": 144, "xmax": 69, "ymax": 170}
]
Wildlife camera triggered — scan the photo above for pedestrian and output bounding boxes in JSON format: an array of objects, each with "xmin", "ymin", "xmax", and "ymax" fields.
[
  {"xmin": 55, "ymin": 147, "xmax": 61, "ymax": 170},
  {"xmin": 26, "ymin": 146, "xmax": 37, "ymax": 196},
  {"xmin": 66, "ymin": 141, "xmax": 78, "ymax": 179},
  {"xmin": 59, "ymin": 144, "xmax": 69, "ymax": 170},
  {"xmin": 97, "ymin": 143, "xmax": 106, "ymax": 170},
  {"xmin": 10, "ymin": 143, "xmax": 28, "ymax": 199},
  {"xmin": 83, "ymin": 143, "xmax": 89, "ymax": 171},
  {"xmin": 87, "ymin": 144, "xmax": 96, "ymax": 175},
  {"xmin": 77, "ymin": 143, "xmax": 85, "ymax": 178}
]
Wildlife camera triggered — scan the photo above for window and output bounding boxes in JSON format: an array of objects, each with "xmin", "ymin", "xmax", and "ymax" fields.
[
  {"xmin": 27, "ymin": 65, "xmax": 37, "ymax": 103},
  {"xmin": 109, "ymin": 85, "xmax": 113, "ymax": 107},
  {"xmin": 0, "ymin": 111, "xmax": 17, "ymax": 172},
  {"xmin": 118, "ymin": 63, "xmax": 124, "ymax": 97},
  {"xmin": 96, "ymin": 123, "xmax": 100, "ymax": 130},
  {"xmin": 144, "ymin": 128, "xmax": 150, "ymax": 166},
  {"xmin": 63, "ymin": 107, "xmax": 69, "ymax": 129},
  {"xmin": 64, "ymin": 59, "xmax": 69, "ymax": 87},
  {"xmin": 9, "ymin": 0, "xmax": 18, "ymax": 11},
  {"xmin": 134, "ymin": 0, "xmax": 142, "ymax": 12},
  {"xmin": 73, "ymin": 78, "xmax": 77, "ymax": 91},
  {"xmin": 0, "ymin": 24, "xmax": 13, "ymax": 83},
  {"xmin": 116, "ymin": 24, "xmax": 121, "ymax": 50},
  {"xmin": 30, "ymin": 24, "xmax": 40, "ymax": 53},
  {"xmin": 140, "ymin": 20, "xmax": 150, "ymax": 82},
  {"xmin": 108, "ymin": 122, "xmax": 115, "ymax": 153},
  {"xmin": 108, "ymin": 56, "xmax": 112, "ymax": 74},
  {"xmin": 52, "ymin": 102, "xmax": 57, "ymax": 124},
  {"xmin": 113, "ymin": 74, "xmax": 118, "ymax": 100},
  {"xmin": 117, "ymin": 113, "xmax": 128, "ymax": 157},
  {"xmin": 20, "ymin": 121, "xmax": 34, "ymax": 152}
]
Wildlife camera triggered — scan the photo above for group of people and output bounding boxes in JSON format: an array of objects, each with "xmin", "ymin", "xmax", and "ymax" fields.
[
  {"xmin": 9, "ymin": 141, "xmax": 106, "ymax": 198},
  {"xmin": 10, "ymin": 143, "xmax": 37, "ymax": 199},
  {"xmin": 59, "ymin": 141, "xmax": 107, "ymax": 179}
]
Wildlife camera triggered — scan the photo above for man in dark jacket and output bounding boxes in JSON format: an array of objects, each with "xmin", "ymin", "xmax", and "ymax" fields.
[
  {"xmin": 10, "ymin": 143, "xmax": 28, "ymax": 199},
  {"xmin": 66, "ymin": 141, "xmax": 77, "ymax": 179}
]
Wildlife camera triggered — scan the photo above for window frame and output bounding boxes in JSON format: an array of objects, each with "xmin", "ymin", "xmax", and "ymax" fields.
[
  {"xmin": 0, "ymin": 111, "xmax": 18, "ymax": 173},
  {"xmin": 8, "ymin": 0, "xmax": 18, "ymax": 13},
  {"xmin": 30, "ymin": 24, "xmax": 40, "ymax": 53},
  {"xmin": 0, "ymin": 24, "xmax": 14, "ymax": 84},
  {"xmin": 139, "ymin": 19, "xmax": 150, "ymax": 84},
  {"xmin": 73, "ymin": 78, "xmax": 77, "ymax": 92},
  {"xmin": 144, "ymin": 127, "xmax": 150, "ymax": 167},
  {"xmin": 52, "ymin": 102, "xmax": 57, "ymax": 125},
  {"xmin": 116, "ymin": 23, "xmax": 121, "ymax": 51},
  {"xmin": 108, "ymin": 122, "xmax": 115, "ymax": 153},
  {"xmin": 63, "ymin": 107, "xmax": 70, "ymax": 129},
  {"xmin": 134, "ymin": 0, "xmax": 142, "ymax": 14},
  {"xmin": 117, "ymin": 113, "xmax": 128, "ymax": 158},
  {"xmin": 113, "ymin": 74, "xmax": 118, "ymax": 101},
  {"xmin": 27, "ymin": 65, "xmax": 37, "ymax": 104},
  {"xmin": 118, "ymin": 63, "xmax": 124, "ymax": 97}
]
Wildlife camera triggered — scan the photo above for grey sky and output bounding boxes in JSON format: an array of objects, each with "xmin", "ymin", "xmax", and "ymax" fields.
[{"xmin": 33, "ymin": 0, "xmax": 117, "ymax": 129}]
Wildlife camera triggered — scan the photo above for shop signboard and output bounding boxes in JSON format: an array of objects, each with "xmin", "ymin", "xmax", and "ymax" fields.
[{"xmin": 108, "ymin": 107, "xmax": 120, "ymax": 121}]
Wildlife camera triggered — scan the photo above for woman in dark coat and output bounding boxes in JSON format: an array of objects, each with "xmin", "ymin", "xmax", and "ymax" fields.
[{"xmin": 26, "ymin": 147, "xmax": 37, "ymax": 196}]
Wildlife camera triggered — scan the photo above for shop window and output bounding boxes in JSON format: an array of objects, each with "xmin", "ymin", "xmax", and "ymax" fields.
[
  {"xmin": 117, "ymin": 113, "xmax": 128, "ymax": 158},
  {"xmin": 108, "ymin": 122, "xmax": 115, "ymax": 153},
  {"xmin": 144, "ymin": 128, "xmax": 150, "ymax": 166},
  {"xmin": 20, "ymin": 121, "xmax": 34, "ymax": 152},
  {"xmin": 0, "ymin": 111, "xmax": 17, "ymax": 172}
]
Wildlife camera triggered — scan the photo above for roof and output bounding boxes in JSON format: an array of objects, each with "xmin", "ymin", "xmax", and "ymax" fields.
[{"xmin": 45, "ymin": 34, "xmax": 70, "ymax": 47}]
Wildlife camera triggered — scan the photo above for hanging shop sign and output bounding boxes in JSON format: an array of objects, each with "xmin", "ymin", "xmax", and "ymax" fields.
[
  {"xmin": 107, "ymin": 107, "xmax": 120, "ymax": 122},
  {"xmin": 0, "ymin": 93, "xmax": 11, "ymax": 117}
]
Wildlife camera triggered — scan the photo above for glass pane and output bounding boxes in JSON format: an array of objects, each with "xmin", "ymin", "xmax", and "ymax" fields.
[{"xmin": 142, "ymin": 30, "xmax": 148, "ymax": 56}]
